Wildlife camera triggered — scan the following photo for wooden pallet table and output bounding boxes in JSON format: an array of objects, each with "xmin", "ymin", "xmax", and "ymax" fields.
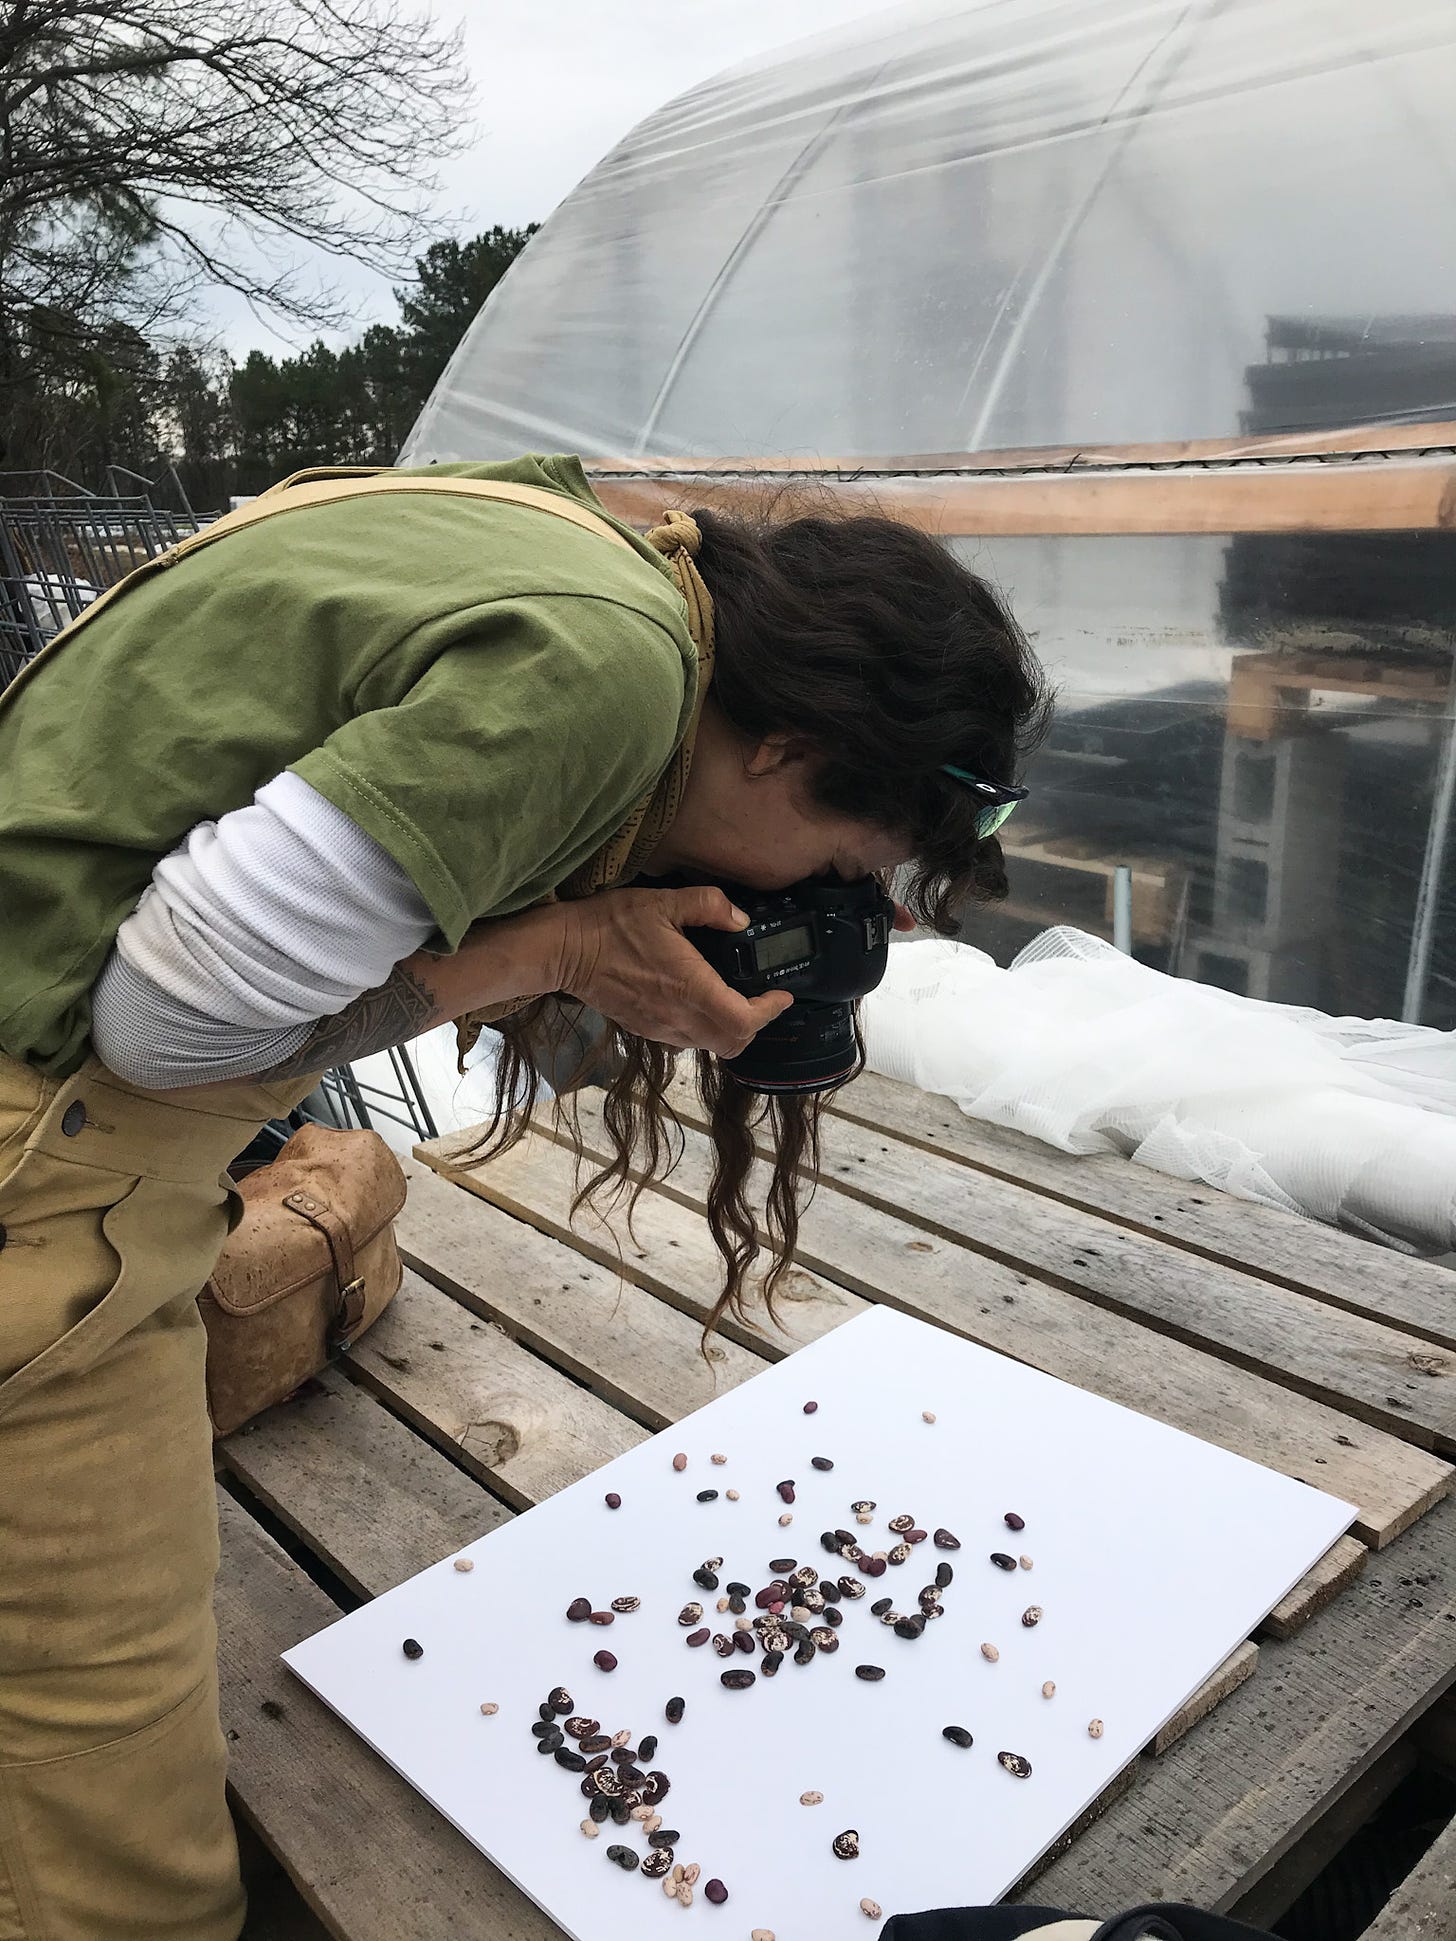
[{"xmin": 215, "ymin": 1071, "xmax": 1455, "ymax": 1940}]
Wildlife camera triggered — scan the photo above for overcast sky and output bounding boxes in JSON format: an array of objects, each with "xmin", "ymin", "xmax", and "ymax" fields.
[{"xmin": 210, "ymin": 0, "xmax": 890, "ymax": 357}]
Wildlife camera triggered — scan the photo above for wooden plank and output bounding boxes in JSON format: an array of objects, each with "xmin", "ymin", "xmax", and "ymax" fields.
[
  {"xmin": 414, "ymin": 1133, "xmax": 865, "ymax": 1355},
  {"xmin": 1152, "ymin": 1643, "xmax": 1260, "ymax": 1754},
  {"xmin": 346, "ymin": 1267, "xmax": 647, "ymax": 1509},
  {"xmin": 219, "ymin": 1368, "xmax": 511, "ymax": 1601},
  {"xmin": 1006, "ymin": 1759, "xmax": 1142, "ymax": 1899},
  {"xmin": 1022, "ymin": 1492, "xmax": 1456, "ymax": 1911},
  {"xmin": 1356, "ymin": 1808, "xmax": 1456, "ymax": 1941},
  {"xmin": 830, "ymin": 1071, "xmax": 1456, "ymax": 1354},
  {"xmin": 584, "ymin": 417, "xmax": 1456, "ymax": 476},
  {"xmin": 594, "ymin": 453, "xmax": 1456, "ymax": 537},
  {"xmin": 1259, "ymin": 1536, "xmax": 1370, "ymax": 1641},
  {"xmin": 394, "ymin": 1158, "xmax": 773, "ymax": 1427},
  {"xmin": 510, "ymin": 1100, "xmax": 1450, "ymax": 1548},
  {"xmin": 217, "ymin": 1492, "xmax": 555, "ymax": 1941},
  {"xmin": 662, "ymin": 1086, "xmax": 1453, "ymax": 1451}
]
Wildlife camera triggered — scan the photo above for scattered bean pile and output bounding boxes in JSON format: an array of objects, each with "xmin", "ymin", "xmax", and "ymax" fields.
[{"xmin": 404, "ymin": 1400, "xmax": 1111, "ymax": 1930}]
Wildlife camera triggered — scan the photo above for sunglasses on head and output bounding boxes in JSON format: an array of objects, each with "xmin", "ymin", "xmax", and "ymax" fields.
[{"xmin": 940, "ymin": 763, "xmax": 1029, "ymax": 839}]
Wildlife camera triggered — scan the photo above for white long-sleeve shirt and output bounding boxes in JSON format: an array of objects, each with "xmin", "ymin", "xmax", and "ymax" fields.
[{"xmin": 92, "ymin": 771, "xmax": 437, "ymax": 1088}]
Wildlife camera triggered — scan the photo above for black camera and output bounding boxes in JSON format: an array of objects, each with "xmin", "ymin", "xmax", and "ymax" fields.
[{"xmin": 684, "ymin": 874, "xmax": 894, "ymax": 1094}]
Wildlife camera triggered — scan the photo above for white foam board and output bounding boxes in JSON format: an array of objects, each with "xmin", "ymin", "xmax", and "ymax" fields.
[{"xmin": 284, "ymin": 1305, "xmax": 1355, "ymax": 1938}]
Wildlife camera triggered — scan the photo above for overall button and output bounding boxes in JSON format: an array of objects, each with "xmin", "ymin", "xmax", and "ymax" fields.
[{"xmin": 61, "ymin": 1100, "xmax": 87, "ymax": 1137}]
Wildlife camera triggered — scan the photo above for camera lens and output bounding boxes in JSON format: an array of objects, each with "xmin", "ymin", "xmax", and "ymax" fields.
[{"xmin": 722, "ymin": 999, "xmax": 859, "ymax": 1093}]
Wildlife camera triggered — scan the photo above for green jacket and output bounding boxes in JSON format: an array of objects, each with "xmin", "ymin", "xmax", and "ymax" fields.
[{"xmin": 0, "ymin": 455, "xmax": 696, "ymax": 1077}]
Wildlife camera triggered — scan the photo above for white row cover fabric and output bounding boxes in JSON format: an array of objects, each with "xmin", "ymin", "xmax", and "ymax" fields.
[
  {"xmin": 861, "ymin": 929, "xmax": 1456, "ymax": 1253},
  {"xmin": 403, "ymin": 0, "xmax": 1456, "ymax": 464}
]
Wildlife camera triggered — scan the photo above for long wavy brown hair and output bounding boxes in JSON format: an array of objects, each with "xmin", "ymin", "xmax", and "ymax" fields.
[{"xmin": 473, "ymin": 504, "xmax": 1052, "ymax": 1341}]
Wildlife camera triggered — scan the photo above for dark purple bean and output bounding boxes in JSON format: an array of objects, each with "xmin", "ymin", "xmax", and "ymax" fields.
[
  {"xmin": 811, "ymin": 1457, "xmax": 834, "ymax": 1471},
  {"xmin": 721, "ymin": 1668, "xmax": 756, "ymax": 1689},
  {"xmin": 548, "ymin": 1686, "xmax": 572, "ymax": 1713},
  {"xmin": 942, "ymin": 1725, "xmax": 974, "ymax": 1749},
  {"xmin": 611, "ymin": 1796, "xmax": 633, "ymax": 1825},
  {"xmin": 402, "ymin": 1638, "xmax": 423, "ymax": 1660},
  {"xmin": 726, "ymin": 1580, "xmax": 750, "ymax": 1596},
  {"xmin": 769, "ymin": 1558, "xmax": 797, "ymax": 1572},
  {"xmin": 648, "ymin": 1828, "xmax": 680, "ymax": 1849},
  {"xmin": 761, "ymin": 1649, "xmax": 784, "ymax": 1677},
  {"xmin": 803, "ymin": 1400, "xmax": 819, "ymax": 1414},
  {"xmin": 733, "ymin": 1630, "xmax": 756, "ymax": 1656},
  {"xmin": 777, "ymin": 1480, "xmax": 796, "ymax": 1504},
  {"xmin": 894, "ymin": 1615, "xmax": 925, "ymax": 1640},
  {"xmin": 582, "ymin": 1733, "xmax": 611, "ymax": 1753},
  {"xmin": 936, "ymin": 1561, "xmax": 954, "ymax": 1589},
  {"xmin": 566, "ymin": 1597, "xmax": 592, "ymax": 1622},
  {"xmin": 686, "ymin": 1627, "xmax": 710, "ymax": 1647},
  {"xmin": 589, "ymin": 1793, "xmax": 611, "ymax": 1821},
  {"xmin": 823, "ymin": 1604, "xmax": 842, "ymax": 1628},
  {"xmin": 588, "ymin": 1610, "xmax": 615, "ymax": 1626},
  {"xmin": 693, "ymin": 1567, "xmax": 720, "ymax": 1590},
  {"xmin": 854, "ymin": 1665, "xmax": 886, "ymax": 1681},
  {"xmin": 637, "ymin": 1734, "xmax": 657, "ymax": 1761},
  {"xmin": 604, "ymin": 1492, "xmax": 621, "ymax": 1509},
  {"xmin": 820, "ymin": 1530, "xmax": 841, "ymax": 1553},
  {"xmin": 863, "ymin": 1556, "xmax": 887, "ymax": 1579},
  {"xmin": 794, "ymin": 1638, "xmax": 816, "ymax": 1666},
  {"xmin": 592, "ymin": 1650, "xmax": 617, "ymax": 1672},
  {"xmin": 665, "ymin": 1696, "xmax": 685, "ymax": 1723},
  {"xmin": 907, "ymin": 1528, "xmax": 928, "ymax": 1544},
  {"xmin": 538, "ymin": 1702, "xmax": 556, "ymax": 1722},
  {"xmin": 555, "ymin": 1748, "xmax": 587, "ymax": 1771},
  {"xmin": 696, "ymin": 1489, "xmax": 719, "ymax": 1503},
  {"xmin": 705, "ymin": 1879, "xmax": 729, "ymax": 1904},
  {"xmin": 586, "ymin": 1754, "xmax": 608, "ymax": 1772},
  {"xmin": 933, "ymin": 1528, "xmax": 961, "ymax": 1550},
  {"xmin": 1004, "ymin": 1512, "xmax": 1026, "ymax": 1531},
  {"xmin": 565, "ymin": 1716, "xmax": 599, "ymax": 1740},
  {"xmin": 990, "ymin": 1553, "xmax": 1017, "ymax": 1572},
  {"xmin": 820, "ymin": 1578, "xmax": 842, "ymax": 1602},
  {"xmin": 870, "ymin": 1597, "xmax": 893, "ymax": 1617}
]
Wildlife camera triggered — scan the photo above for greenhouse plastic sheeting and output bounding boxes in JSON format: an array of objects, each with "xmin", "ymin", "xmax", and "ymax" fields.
[{"xmin": 402, "ymin": 0, "xmax": 1456, "ymax": 463}]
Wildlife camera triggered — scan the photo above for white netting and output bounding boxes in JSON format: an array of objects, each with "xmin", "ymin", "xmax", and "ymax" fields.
[{"xmin": 861, "ymin": 929, "xmax": 1456, "ymax": 1253}]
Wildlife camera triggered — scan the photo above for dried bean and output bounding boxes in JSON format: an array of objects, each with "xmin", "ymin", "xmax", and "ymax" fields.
[
  {"xmin": 933, "ymin": 1529, "xmax": 961, "ymax": 1550},
  {"xmin": 871, "ymin": 1596, "xmax": 893, "ymax": 1617},
  {"xmin": 803, "ymin": 1401, "xmax": 818, "ymax": 1413},
  {"xmin": 761, "ymin": 1649, "xmax": 784, "ymax": 1677},
  {"xmin": 720, "ymin": 1669, "xmax": 756, "ymax": 1690},
  {"xmin": 888, "ymin": 1543, "xmax": 911, "ymax": 1566},
  {"xmin": 918, "ymin": 1591, "xmax": 943, "ymax": 1616},
  {"xmin": 565, "ymin": 1717, "xmax": 600, "ymax": 1741},
  {"xmin": 604, "ymin": 1492, "xmax": 621, "ymax": 1509},
  {"xmin": 693, "ymin": 1568, "xmax": 720, "ymax": 1590},
  {"xmin": 734, "ymin": 1630, "xmax": 756, "ymax": 1656},
  {"xmin": 728, "ymin": 1595, "xmax": 747, "ymax": 1615},
  {"xmin": 854, "ymin": 1665, "xmax": 886, "ymax": 1681},
  {"xmin": 823, "ymin": 1605, "xmax": 842, "ymax": 1628},
  {"xmin": 590, "ymin": 1793, "xmax": 613, "ymax": 1822},
  {"xmin": 642, "ymin": 1849, "xmax": 673, "ymax": 1878},
  {"xmin": 942, "ymin": 1725, "xmax": 974, "ymax": 1748},
  {"xmin": 672, "ymin": 1453, "xmax": 688, "ymax": 1471},
  {"xmin": 711, "ymin": 1452, "xmax": 727, "ymax": 1464},
  {"xmin": 801, "ymin": 1588, "xmax": 826, "ymax": 1613},
  {"xmin": 606, "ymin": 1844, "xmax": 639, "ymax": 1871},
  {"xmin": 665, "ymin": 1696, "xmax": 685, "ymax": 1723},
  {"xmin": 566, "ymin": 1597, "xmax": 592, "ymax": 1623},
  {"xmin": 811, "ymin": 1457, "xmax": 834, "ymax": 1471},
  {"xmin": 777, "ymin": 1480, "xmax": 796, "ymax": 1504},
  {"xmin": 402, "ymin": 1638, "xmax": 423, "ymax": 1660},
  {"xmin": 769, "ymin": 1557, "xmax": 797, "ymax": 1572},
  {"xmin": 990, "ymin": 1553, "xmax": 1017, "ymax": 1572},
  {"xmin": 907, "ymin": 1529, "xmax": 928, "ymax": 1544},
  {"xmin": 612, "ymin": 1796, "xmax": 635, "ymax": 1824},
  {"xmin": 535, "ymin": 1734, "xmax": 563, "ymax": 1755},
  {"xmin": 888, "ymin": 1514, "xmax": 915, "ymax": 1534},
  {"xmin": 696, "ymin": 1490, "xmax": 719, "ymax": 1503},
  {"xmin": 453, "ymin": 1557, "xmax": 474, "ymax": 1572},
  {"xmin": 592, "ymin": 1769, "xmax": 623, "ymax": 1798},
  {"xmin": 686, "ymin": 1628, "xmax": 709, "ymax": 1647},
  {"xmin": 809, "ymin": 1626, "xmax": 839, "ymax": 1653},
  {"xmin": 592, "ymin": 1650, "xmax": 617, "ymax": 1672},
  {"xmin": 980, "ymin": 1642, "xmax": 1000, "ymax": 1662},
  {"xmin": 705, "ymin": 1879, "xmax": 729, "ymax": 1904},
  {"xmin": 778, "ymin": 1512, "xmax": 794, "ymax": 1527},
  {"xmin": 861, "ymin": 1899, "xmax": 883, "ymax": 1920},
  {"xmin": 679, "ymin": 1859, "xmax": 697, "ymax": 1884},
  {"xmin": 1004, "ymin": 1511, "xmax": 1026, "ymax": 1531},
  {"xmin": 1022, "ymin": 1606, "xmax": 1043, "ymax": 1628},
  {"xmin": 678, "ymin": 1603, "xmax": 703, "ymax": 1627},
  {"xmin": 752, "ymin": 1931, "xmax": 776, "ymax": 1940},
  {"xmin": 711, "ymin": 1632, "xmax": 734, "ymax": 1658},
  {"xmin": 548, "ymin": 1686, "xmax": 573, "ymax": 1713},
  {"xmin": 820, "ymin": 1531, "xmax": 841, "ymax": 1553},
  {"xmin": 588, "ymin": 1610, "xmax": 615, "ymax": 1625},
  {"xmin": 922, "ymin": 1410, "xmax": 936, "ymax": 1423},
  {"xmin": 820, "ymin": 1578, "xmax": 842, "ymax": 1602},
  {"xmin": 726, "ymin": 1489, "xmax": 740, "ymax": 1501},
  {"xmin": 1020, "ymin": 1555, "xmax": 1034, "ymax": 1570},
  {"xmin": 838, "ymin": 1575, "xmax": 866, "ymax": 1599},
  {"xmin": 850, "ymin": 1501, "xmax": 876, "ymax": 1516},
  {"xmin": 800, "ymin": 1790, "xmax": 824, "ymax": 1805},
  {"xmin": 638, "ymin": 1734, "xmax": 657, "ymax": 1761},
  {"xmin": 648, "ymin": 1828, "xmax": 680, "ymax": 1849},
  {"xmin": 580, "ymin": 1818, "xmax": 600, "ymax": 1839},
  {"xmin": 644, "ymin": 1770, "xmax": 671, "ymax": 1803},
  {"xmin": 794, "ymin": 1638, "xmax": 816, "ymax": 1666},
  {"xmin": 894, "ymin": 1615, "xmax": 925, "ymax": 1640},
  {"xmin": 479, "ymin": 1702, "xmax": 498, "ymax": 1716},
  {"xmin": 555, "ymin": 1749, "xmax": 587, "ymax": 1772},
  {"xmin": 833, "ymin": 1829, "xmax": 860, "ymax": 1860},
  {"xmin": 581, "ymin": 1733, "xmax": 611, "ymax": 1752},
  {"xmin": 998, "ymin": 1751, "xmax": 1033, "ymax": 1778},
  {"xmin": 1042, "ymin": 1681, "xmax": 1056, "ymax": 1698},
  {"xmin": 863, "ymin": 1557, "xmax": 887, "ymax": 1579},
  {"xmin": 1088, "ymin": 1718, "xmax": 1104, "ymax": 1739},
  {"xmin": 586, "ymin": 1755, "xmax": 608, "ymax": 1773}
]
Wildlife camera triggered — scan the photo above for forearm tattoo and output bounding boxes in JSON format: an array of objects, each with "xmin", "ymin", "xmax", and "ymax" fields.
[{"xmin": 255, "ymin": 960, "xmax": 439, "ymax": 1081}]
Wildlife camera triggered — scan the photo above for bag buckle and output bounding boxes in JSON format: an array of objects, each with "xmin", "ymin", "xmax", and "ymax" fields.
[{"xmin": 331, "ymin": 1275, "xmax": 367, "ymax": 1354}]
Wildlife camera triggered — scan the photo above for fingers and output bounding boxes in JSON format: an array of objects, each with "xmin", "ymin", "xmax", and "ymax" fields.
[{"xmin": 669, "ymin": 884, "xmax": 749, "ymax": 932}]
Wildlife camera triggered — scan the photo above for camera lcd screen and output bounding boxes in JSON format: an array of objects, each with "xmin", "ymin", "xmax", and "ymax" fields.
[{"xmin": 753, "ymin": 923, "xmax": 814, "ymax": 972}]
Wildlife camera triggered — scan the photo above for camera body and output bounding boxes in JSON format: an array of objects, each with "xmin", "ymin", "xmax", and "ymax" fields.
[{"xmin": 684, "ymin": 874, "xmax": 894, "ymax": 1093}]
